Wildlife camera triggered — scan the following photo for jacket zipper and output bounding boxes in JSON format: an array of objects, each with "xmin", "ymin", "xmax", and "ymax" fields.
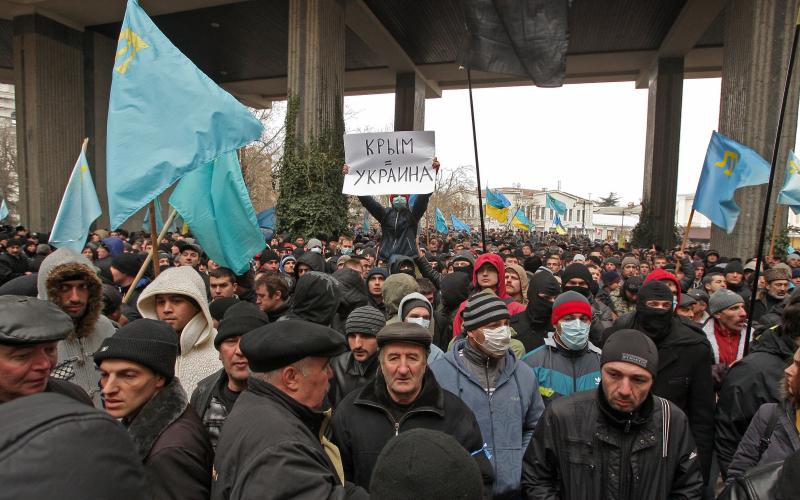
[{"xmin": 357, "ymin": 401, "xmax": 439, "ymax": 437}]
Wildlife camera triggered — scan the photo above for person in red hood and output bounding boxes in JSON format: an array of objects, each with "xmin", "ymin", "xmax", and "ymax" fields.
[
  {"xmin": 452, "ymin": 253, "xmax": 526, "ymax": 337},
  {"xmin": 644, "ymin": 269, "xmax": 682, "ymax": 308}
]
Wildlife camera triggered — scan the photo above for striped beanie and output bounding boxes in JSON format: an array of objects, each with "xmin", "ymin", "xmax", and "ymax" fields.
[
  {"xmin": 345, "ymin": 305, "xmax": 387, "ymax": 337},
  {"xmin": 462, "ymin": 292, "xmax": 510, "ymax": 331},
  {"xmin": 551, "ymin": 291, "xmax": 593, "ymax": 324}
]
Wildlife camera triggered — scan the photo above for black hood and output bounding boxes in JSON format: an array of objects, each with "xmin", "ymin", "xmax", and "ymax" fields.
[
  {"xmin": 527, "ymin": 271, "xmax": 560, "ymax": 325},
  {"xmin": 296, "ymin": 251, "xmax": 326, "ymax": 274},
  {"xmin": 751, "ymin": 326, "xmax": 798, "ymax": 359},
  {"xmin": 440, "ymin": 272, "xmax": 471, "ymax": 311},
  {"xmin": 332, "ymin": 267, "xmax": 368, "ymax": 315},
  {"xmin": 289, "ymin": 271, "xmax": 340, "ymax": 326},
  {"xmin": 389, "ymin": 255, "xmax": 416, "ymax": 276}
]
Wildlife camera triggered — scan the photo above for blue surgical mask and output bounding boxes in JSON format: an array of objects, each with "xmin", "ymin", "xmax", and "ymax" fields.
[
  {"xmin": 558, "ymin": 319, "xmax": 590, "ymax": 350},
  {"xmin": 392, "ymin": 197, "xmax": 407, "ymax": 210},
  {"xmin": 341, "ymin": 247, "xmax": 353, "ymax": 255}
]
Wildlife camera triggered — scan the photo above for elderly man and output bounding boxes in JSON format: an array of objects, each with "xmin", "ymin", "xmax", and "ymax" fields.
[
  {"xmin": 522, "ymin": 329, "xmax": 703, "ymax": 499},
  {"xmin": 212, "ymin": 319, "xmax": 367, "ymax": 499},
  {"xmin": 752, "ymin": 267, "xmax": 791, "ymax": 324},
  {"xmin": 702, "ymin": 289, "xmax": 748, "ymax": 387},
  {"xmin": 331, "ymin": 323, "xmax": 494, "ymax": 494}
]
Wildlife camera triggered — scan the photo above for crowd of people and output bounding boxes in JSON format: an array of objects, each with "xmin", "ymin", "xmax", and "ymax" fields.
[{"xmin": 1, "ymin": 190, "xmax": 799, "ymax": 499}]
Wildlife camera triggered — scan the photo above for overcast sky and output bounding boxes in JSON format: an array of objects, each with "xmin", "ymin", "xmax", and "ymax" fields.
[{"xmin": 341, "ymin": 78, "xmax": 723, "ymax": 206}]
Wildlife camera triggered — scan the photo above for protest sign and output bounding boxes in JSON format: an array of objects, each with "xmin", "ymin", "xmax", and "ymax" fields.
[{"xmin": 342, "ymin": 131, "xmax": 435, "ymax": 195}]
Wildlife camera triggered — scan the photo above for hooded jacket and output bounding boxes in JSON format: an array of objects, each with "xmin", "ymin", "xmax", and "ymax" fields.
[
  {"xmin": 138, "ymin": 266, "xmax": 221, "ymax": 395},
  {"xmin": 388, "ymin": 291, "xmax": 445, "ymax": 363},
  {"xmin": 332, "ymin": 268, "xmax": 369, "ymax": 333},
  {"xmin": 523, "ymin": 333, "xmax": 601, "ymax": 407},
  {"xmin": 388, "ymin": 254, "xmax": 416, "ymax": 276},
  {"xmin": 38, "ymin": 248, "xmax": 116, "ymax": 407},
  {"xmin": 510, "ymin": 271, "xmax": 560, "ymax": 353},
  {"xmin": 504, "ymin": 262, "xmax": 529, "ymax": 305},
  {"xmin": 296, "ymin": 251, "xmax": 326, "ymax": 275},
  {"xmin": 382, "ymin": 272, "xmax": 419, "ymax": 321},
  {"xmin": 286, "ymin": 271, "xmax": 341, "ymax": 326},
  {"xmin": 358, "ymin": 193, "xmax": 431, "ymax": 261}
]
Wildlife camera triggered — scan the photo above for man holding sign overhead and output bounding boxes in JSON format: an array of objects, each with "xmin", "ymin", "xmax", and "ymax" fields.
[{"xmin": 342, "ymin": 131, "xmax": 439, "ymax": 262}]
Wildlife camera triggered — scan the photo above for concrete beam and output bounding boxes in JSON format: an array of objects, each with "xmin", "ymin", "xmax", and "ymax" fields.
[{"xmin": 344, "ymin": 0, "xmax": 441, "ymax": 98}]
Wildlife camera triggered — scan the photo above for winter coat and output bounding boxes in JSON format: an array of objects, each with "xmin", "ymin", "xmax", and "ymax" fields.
[
  {"xmin": 606, "ymin": 312, "xmax": 716, "ymax": 482},
  {"xmin": 285, "ymin": 271, "xmax": 341, "ymax": 326},
  {"xmin": 0, "ymin": 251, "xmax": 29, "ymax": 285},
  {"xmin": 589, "ymin": 297, "xmax": 614, "ymax": 346},
  {"xmin": 726, "ymin": 400, "xmax": 800, "ymax": 482},
  {"xmin": 521, "ymin": 389, "xmax": 703, "ymax": 500},
  {"xmin": 715, "ymin": 325, "xmax": 799, "ymax": 476},
  {"xmin": 751, "ymin": 293, "xmax": 783, "ymax": 325},
  {"xmin": 511, "ymin": 271, "xmax": 561, "ymax": 353},
  {"xmin": 38, "ymin": 248, "xmax": 116, "ymax": 407},
  {"xmin": 331, "ymin": 369, "xmax": 494, "ymax": 494},
  {"xmin": 331, "ymin": 268, "xmax": 369, "ymax": 334},
  {"xmin": 213, "ymin": 377, "xmax": 368, "ymax": 500},
  {"xmin": 430, "ymin": 339, "xmax": 544, "ymax": 498},
  {"xmin": 522, "ymin": 334, "xmax": 601, "ymax": 407},
  {"xmin": 138, "ymin": 266, "xmax": 222, "ymax": 395},
  {"xmin": 328, "ymin": 351, "xmax": 379, "ymax": 409},
  {"xmin": 358, "ymin": 193, "xmax": 430, "ymax": 261},
  {"xmin": 127, "ymin": 378, "xmax": 213, "ymax": 500},
  {"xmin": 190, "ymin": 368, "xmax": 231, "ymax": 450},
  {"xmin": 45, "ymin": 378, "xmax": 94, "ymax": 405}
]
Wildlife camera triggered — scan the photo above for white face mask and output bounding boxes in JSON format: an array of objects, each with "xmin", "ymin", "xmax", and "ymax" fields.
[
  {"xmin": 406, "ymin": 316, "xmax": 431, "ymax": 329},
  {"xmin": 310, "ymin": 247, "xmax": 322, "ymax": 254},
  {"xmin": 481, "ymin": 325, "xmax": 512, "ymax": 356}
]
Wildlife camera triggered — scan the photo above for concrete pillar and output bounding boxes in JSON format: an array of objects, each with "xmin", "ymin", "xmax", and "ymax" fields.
[
  {"xmin": 287, "ymin": 0, "xmax": 345, "ymax": 144},
  {"xmin": 394, "ymin": 72, "xmax": 425, "ymax": 131},
  {"xmin": 13, "ymin": 15, "xmax": 85, "ymax": 232},
  {"xmin": 710, "ymin": 0, "xmax": 800, "ymax": 258},
  {"xmin": 641, "ymin": 57, "xmax": 684, "ymax": 249}
]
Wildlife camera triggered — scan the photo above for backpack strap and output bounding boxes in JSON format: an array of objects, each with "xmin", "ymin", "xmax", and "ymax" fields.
[
  {"xmin": 658, "ymin": 397, "xmax": 671, "ymax": 459},
  {"xmin": 758, "ymin": 406, "xmax": 780, "ymax": 455}
]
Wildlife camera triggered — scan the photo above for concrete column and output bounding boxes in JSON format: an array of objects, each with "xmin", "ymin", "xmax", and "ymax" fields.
[
  {"xmin": 641, "ymin": 57, "xmax": 684, "ymax": 249},
  {"xmin": 394, "ymin": 72, "xmax": 425, "ymax": 131},
  {"xmin": 13, "ymin": 15, "xmax": 85, "ymax": 232},
  {"xmin": 710, "ymin": 0, "xmax": 800, "ymax": 257},
  {"xmin": 287, "ymin": 0, "xmax": 345, "ymax": 144},
  {"xmin": 87, "ymin": 31, "xmax": 116, "ymax": 230}
]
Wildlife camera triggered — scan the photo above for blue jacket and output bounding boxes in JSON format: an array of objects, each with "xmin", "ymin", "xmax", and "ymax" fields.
[
  {"xmin": 522, "ymin": 334, "xmax": 601, "ymax": 407},
  {"xmin": 430, "ymin": 339, "xmax": 544, "ymax": 498}
]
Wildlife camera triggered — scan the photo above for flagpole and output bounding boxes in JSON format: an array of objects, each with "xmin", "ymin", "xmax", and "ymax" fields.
[
  {"xmin": 148, "ymin": 200, "xmax": 161, "ymax": 278},
  {"xmin": 466, "ymin": 67, "xmax": 487, "ymax": 250},
  {"xmin": 745, "ymin": 7, "xmax": 800, "ymax": 353},
  {"xmin": 123, "ymin": 208, "xmax": 178, "ymax": 305},
  {"xmin": 680, "ymin": 208, "xmax": 695, "ymax": 253},
  {"xmin": 768, "ymin": 204, "xmax": 784, "ymax": 260}
]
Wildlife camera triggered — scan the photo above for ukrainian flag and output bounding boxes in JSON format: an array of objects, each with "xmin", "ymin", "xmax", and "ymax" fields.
[
  {"xmin": 486, "ymin": 188, "xmax": 511, "ymax": 222},
  {"xmin": 553, "ymin": 214, "xmax": 567, "ymax": 235},
  {"xmin": 511, "ymin": 208, "xmax": 531, "ymax": 230}
]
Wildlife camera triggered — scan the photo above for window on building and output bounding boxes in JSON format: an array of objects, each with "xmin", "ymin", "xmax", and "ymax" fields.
[{"xmin": 568, "ymin": 209, "xmax": 573, "ymax": 221}]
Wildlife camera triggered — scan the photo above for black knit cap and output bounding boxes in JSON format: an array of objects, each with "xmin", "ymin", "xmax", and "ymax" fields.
[
  {"xmin": 561, "ymin": 263, "xmax": 593, "ymax": 286},
  {"xmin": 209, "ymin": 297, "xmax": 241, "ymax": 322},
  {"xmin": 93, "ymin": 319, "xmax": 178, "ymax": 381},
  {"xmin": 601, "ymin": 329, "xmax": 659, "ymax": 376},
  {"xmin": 110, "ymin": 253, "xmax": 142, "ymax": 277},
  {"xmin": 240, "ymin": 319, "xmax": 346, "ymax": 372},
  {"xmin": 461, "ymin": 292, "xmax": 509, "ymax": 331},
  {"xmin": 345, "ymin": 305, "xmax": 386, "ymax": 336},
  {"xmin": 214, "ymin": 301, "xmax": 269, "ymax": 350}
]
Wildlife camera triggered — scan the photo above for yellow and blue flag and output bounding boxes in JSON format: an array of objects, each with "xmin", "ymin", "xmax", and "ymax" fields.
[
  {"xmin": 451, "ymin": 214, "xmax": 470, "ymax": 232},
  {"xmin": 778, "ymin": 151, "xmax": 800, "ymax": 214},
  {"xmin": 435, "ymin": 208, "xmax": 449, "ymax": 233},
  {"xmin": 0, "ymin": 198, "xmax": 8, "ymax": 221},
  {"xmin": 553, "ymin": 214, "xmax": 567, "ymax": 235},
  {"xmin": 545, "ymin": 193, "xmax": 566, "ymax": 215},
  {"xmin": 693, "ymin": 131, "xmax": 771, "ymax": 233},
  {"xmin": 511, "ymin": 208, "xmax": 531, "ymax": 230},
  {"xmin": 169, "ymin": 151, "xmax": 265, "ymax": 275},
  {"xmin": 107, "ymin": 0, "xmax": 263, "ymax": 229},
  {"xmin": 486, "ymin": 188, "xmax": 511, "ymax": 222},
  {"xmin": 50, "ymin": 146, "xmax": 103, "ymax": 253}
]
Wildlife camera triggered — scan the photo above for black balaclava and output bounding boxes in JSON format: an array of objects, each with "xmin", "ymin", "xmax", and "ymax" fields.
[
  {"xmin": 622, "ymin": 276, "xmax": 643, "ymax": 303},
  {"xmin": 561, "ymin": 263, "xmax": 594, "ymax": 298},
  {"xmin": 527, "ymin": 271, "xmax": 561, "ymax": 325},
  {"xmin": 635, "ymin": 281, "xmax": 674, "ymax": 343},
  {"xmin": 440, "ymin": 272, "xmax": 471, "ymax": 313}
]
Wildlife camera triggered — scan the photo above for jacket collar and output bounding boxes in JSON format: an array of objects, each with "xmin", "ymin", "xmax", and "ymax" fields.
[
  {"xmin": 346, "ymin": 351, "xmax": 380, "ymax": 377},
  {"xmin": 126, "ymin": 378, "xmax": 188, "ymax": 460},
  {"xmin": 245, "ymin": 376, "xmax": 325, "ymax": 436},
  {"xmin": 354, "ymin": 369, "xmax": 445, "ymax": 417}
]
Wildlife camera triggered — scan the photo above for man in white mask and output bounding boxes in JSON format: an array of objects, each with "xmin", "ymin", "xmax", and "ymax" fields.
[
  {"xmin": 430, "ymin": 292, "xmax": 544, "ymax": 498},
  {"xmin": 522, "ymin": 291, "xmax": 602, "ymax": 407}
]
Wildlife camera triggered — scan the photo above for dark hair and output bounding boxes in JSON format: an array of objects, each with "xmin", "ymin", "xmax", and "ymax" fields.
[
  {"xmin": 255, "ymin": 273, "xmax": 289, "ymax": 300},
  {"xmin": 416, "ymin": 278, "xmax": 435, "ymax": 296},
  {"xmin": 209, "ymin": 267, "xmax": 237, "ymax": 284},
  {"xmin": 782, "ymin": 297, "xmax": 800, "ymax": 338}
]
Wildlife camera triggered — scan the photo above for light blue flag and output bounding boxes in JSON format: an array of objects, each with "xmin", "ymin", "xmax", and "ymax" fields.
[
  {"xmin": 486, "ymin": 188, "xmax": 512, "ymax": 209},
  {"xmin": 778, "ymin": 150, "xmax": 800, "ymax": 215},
  {"xmin": 363, "ymin": 209, "xmax": 370, "ymax": 234},
  {"xmin": 545, "ymin": 193, "xmax": 567, "ymax": 215},
  {"xmin": 451, "ymin": 214, "xmax": 471, "ymax": 232},
  {"xmin": 169, "ymin": 151, "xmax": 264, "ymax": 275},
  {"xmin": 0, "ymin": 198, "xmax": 8, "ymax": 221},
  {"xmin": 693, "ymin": 131, "xmax": 772, "ymax": 233},
  {"xmin": 107, "ymin": 0, "xmax": 263, "ymax": 229},
  {"xmin": 511, "ymin": 207, "xmax": 532, "ymax": 230},
  {"xmin": 143, "ymin": 197, "xmax": 164, "ymax": 233},
  {"xmin": 435, "ymin": 208, "xmax": 448, "ymax": 233},
  {"xmin": 50, "ymin": 148, "xmax": 103, "ymax": 253}
]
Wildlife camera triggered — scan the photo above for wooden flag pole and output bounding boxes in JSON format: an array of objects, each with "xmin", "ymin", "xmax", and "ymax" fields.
[
  {"xmin": 123, "ymin": 208, "xmax": 178, "ymax": 305},
  {"xmin": 768, "ymin": 205, "xmax": 784, "ymax": 261},
  {"xmin": 676, "ymin": 208, "xmax": 695, "ymax": 277},
  {"xmin": 148, "ymin": 200, "xmax": 161, "ymax": 278}
]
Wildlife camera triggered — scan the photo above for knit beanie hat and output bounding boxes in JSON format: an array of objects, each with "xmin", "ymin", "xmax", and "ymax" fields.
[
  {"xmin": 110, "ymin": 253, "xmax": 142, "ymax": 277},
  {"xmin": 401, "ymin": 298, "xmax": 430, "ymax": 320},
  {"xmin": 601, "ymin": 329, "xmax": 659, "ymax": 376},
  {"xmin": 215, "ymin": 301, "xmax": 269, "ymax": 349},
  {"xmin": 621, "ymin": 256, "xmax": 639, "ymax": 268},
  {"xmin": 209, "ymin": 297, "xmax": 240, "ymax": 322},
  {"xmin": 561, "ymin": 263, "xmax": 593, "ymax": 286},
  {"xmin": 551, "ymin": 291, "xmax": 592, "ymax": 324},
  {"xmin": 94, "ymin": 319, "xmax": 178, "ymax": 380},
  {"xmin": 708, "ymin": 289, "xmax": 745, "ymax": 315},
  {"xmin": 345, "ymin": 305, "xmax": 386, "ymax": 337},
  {"xmin": 724, "ymin": 260, "xmax": 744, "ymax": 275},
  {"xmin": 461, "ymin": 292, "xmax": 510, "ymax": 331},
  {"xmin": 370, "ymin": 428, "xmax": 483, "ymax": 500},
  {"xmin": 602, "ymin": 271, "xmax": 621, "ymax": 286}
]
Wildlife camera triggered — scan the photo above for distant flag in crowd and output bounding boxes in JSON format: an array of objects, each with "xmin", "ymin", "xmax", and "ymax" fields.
[
  {"xmin": 511, "ymin": 208, "xmax": 531, "ymax": 231},
  {"xmin": 553, "ymin": 214, "xmax": 567, "ymax": 235},
  {"xmin": 256, "ymin": 207, "xmax": 276, "ymax": 241},
  {"xmin": 545, "ymin": 193, "xmax": 567, "ymax": 216},
  {"xmin": 435, "ymin": 208, "xmax": 449, "ymax": 233},
  {"xmin": 778, "ymin": 150, "xmax": 800, "ymax": 214},
  {"xmin": 0, "ymin": 198, "xmax": 8, "ymax": 221},
  {"xmin": 486, "ymin": 187, "xmax": 511, "ymax": 222},
  {"xmin": 692, "ymin": 131, "xmax": 771, "ymax": 233},
  {"xmin": 169, "ymin": 151, "xmax": 265, "ymax": 275},
  {"xmin": 451, "ymin": 214, "xmax": 471, "ymax": 232},
  {"xmin": 106, "ymin": 0, "xmax": 263, "ymax": 229},
  {"xmin": 362, "ymin": 209, "xmax": 370, "ymax": 234},
  {"xmin": 50, "ymin": 143, "xmax": 103, "ymax": 253}
]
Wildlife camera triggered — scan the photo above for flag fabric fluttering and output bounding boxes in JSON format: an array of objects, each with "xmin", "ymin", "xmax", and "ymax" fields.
[
  {"xmin": 511, "ymin": 208, "xmax": 532, "ymax": 231},
  {"xmin": 486, "ymin": 188, "xmax": 511, "ymax": 222},
  {"xmin": 553, "ymin": 214, "xmax": 567, "ymax": 235},
  {"xmin": 0, "ymin": 198, "xmax": 8, "ymax": 221},
  {"xmin": 435, "ymin": 208, "xmax": 449, "ymax": 233},
  {"xmin": 256, "ymin": 207, "xmax": 276, "ymax": 241},
  {"xmin": 451, "ymin": 214, "xmax": 471, "ymax": 232},
  {"xmin": 169, "ymin": 151, "xmax": 265, "ymax": 275},
  {"xmin": 50, "ymin": 146, "xmax": 103, "ymax": 253},
  {"xmin": 778, "ymin": 150, "xmax": 800, "ymax": 215},
  {"xmin": 106, "ymin": 0, "xmax": 263, "ymax": 229},
  {"xmin": 692, "ymin": 131, "xmax": 772, "ymax": 233},
  {"xmin": 545, "ymin": 193, "xmax": 567, "ymax": 215},
  {"xmin": 143, "ymin": 197, "xmax": 165, "ymax": 233}
]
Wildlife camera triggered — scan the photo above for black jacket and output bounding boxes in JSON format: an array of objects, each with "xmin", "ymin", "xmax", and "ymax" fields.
[
  {"xmin": 0, "ymin": 252, "xmax": 28, "ymax": 285},
  {"xmin": 213, "ymin": 377, "xmax": 368, "ymax": 500},
  {"xmin": 606, "ymin": 313, "xmax": 716, "ymax": 482},
  {"xmin": 521, "ymin": 388, "xmax": 703, "ymax": 500},
  {"xmin": 331, "ymin": 268, "xmax": 369, "ymax": 334},
  {"xmin": 715, "ymin": 326, "xmax": 798, "ymax": 476},
  {"xmin": 45, "ymin": 378, "xmax": 93, "ymax": 405},
  {"xmin": 510, "ymin": 310, "xmax": 552, "ymax": 353},
  {"xmin": 331, "ymin": 369, "xmax": 494, "ymax": 494},
  {"xmin": 358, "ymin": 194, "xmax": 430, "ymax": 261},
  {"xmin": 327, "ymin": 351, "xmax": 379, "ymax": 409}
]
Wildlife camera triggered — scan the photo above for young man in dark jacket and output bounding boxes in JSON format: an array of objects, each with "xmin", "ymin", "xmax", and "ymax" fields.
[
  {"xmin": 510, "ymin": 270, "xmax": 561, "ymax": 353},
  {"xmin": 328, "ymin": 305, "xmax": 385, "ymax": 408},
  {"xmin": 522, "ymin": 329, "xmax": 703, "ymax": 499}
]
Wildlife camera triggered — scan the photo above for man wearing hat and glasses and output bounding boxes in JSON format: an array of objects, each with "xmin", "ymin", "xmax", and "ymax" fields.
[{"xmin": 522, "ymin": 329, "xmax": 703, "ymax": 499}]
